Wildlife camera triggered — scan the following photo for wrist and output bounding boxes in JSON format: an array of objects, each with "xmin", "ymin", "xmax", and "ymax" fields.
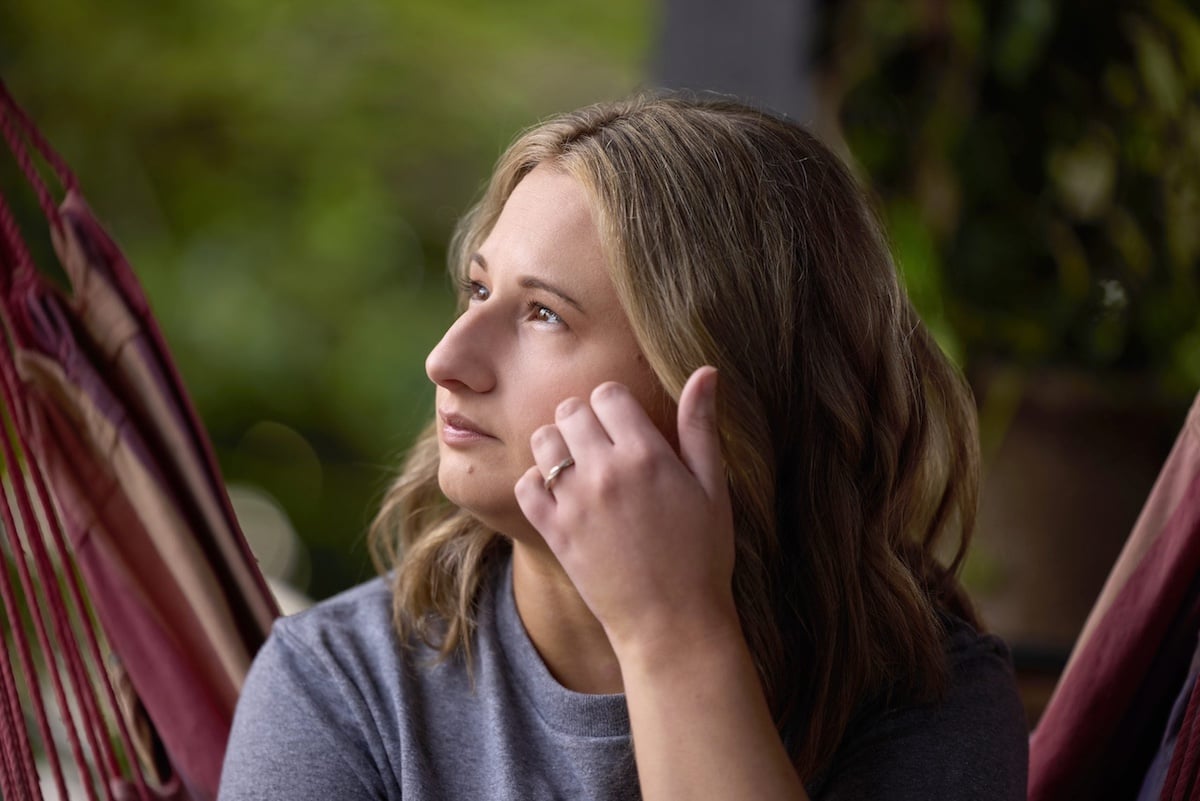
[{"xmin": 612, "ymin": 600, "xmax": 749, "ymax": 684}]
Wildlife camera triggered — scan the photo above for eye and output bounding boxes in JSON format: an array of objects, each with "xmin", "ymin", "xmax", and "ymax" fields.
[
  {"xmin": 459, "ymin": 278, "xmax": 489, "ymax": 302},
  {"xmin": 530, "ymin": 302, "xmax": 564, "ymax": 326}
]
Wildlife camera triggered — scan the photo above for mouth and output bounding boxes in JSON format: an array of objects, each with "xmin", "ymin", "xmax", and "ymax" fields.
[{"xmin": 438, "ymin": 409, "xmax": 497, "ymax": 443}]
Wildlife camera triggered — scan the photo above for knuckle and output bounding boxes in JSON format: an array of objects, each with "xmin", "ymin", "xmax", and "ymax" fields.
[
  {"xmin": 592, "ymin": 472, "xmax": 619, "ymax": 496},
  {"xmin": 593, "ymin": 466, "xmax": 622, "ymax": 498},
  {"xmin": 625, "ymin": 443, "xmax": 657, "ymax": 471}
]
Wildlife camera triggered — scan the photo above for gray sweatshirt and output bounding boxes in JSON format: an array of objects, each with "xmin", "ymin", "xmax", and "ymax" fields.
[{"xmin": 218, "ymin": 557, "xmax": 1027, "ymax": 800}]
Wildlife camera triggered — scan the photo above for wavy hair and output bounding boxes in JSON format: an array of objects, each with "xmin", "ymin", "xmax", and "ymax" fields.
[{"xmin": 369, "ymin": 93, "xmax": 981, "ymax": 779}]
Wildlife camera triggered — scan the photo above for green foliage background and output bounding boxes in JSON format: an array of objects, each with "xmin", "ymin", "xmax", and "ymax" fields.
[
  {"xmin": 0, "ymin": 0, "xmax": 651, "ymax": 597},
  {"xmin": 2, "ymin": 1, "xmax": 1197, "ymax": 603},
  {"xmin": 826, "ymin": 0, "xmax": 1200, "ymax": 392}
]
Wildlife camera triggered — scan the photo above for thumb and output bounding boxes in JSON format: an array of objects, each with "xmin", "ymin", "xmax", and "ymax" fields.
[{"xmin": 677, "ymin": 366, "xmax": 725, "ymax": 500}]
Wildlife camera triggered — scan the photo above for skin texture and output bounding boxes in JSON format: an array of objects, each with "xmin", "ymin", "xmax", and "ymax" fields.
[
  {"xmin": 426, "ymin": 165, "xmax": 672, "ymax": 693},
  {"xmin": 427, "ymin": 165, "xmax": 809, "ymax": 799}
]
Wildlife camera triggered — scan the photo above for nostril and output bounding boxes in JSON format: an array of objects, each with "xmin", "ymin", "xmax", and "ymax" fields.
[{"xmin": 425, "ymin": 316, "xmax": 495, "ymax": 394}]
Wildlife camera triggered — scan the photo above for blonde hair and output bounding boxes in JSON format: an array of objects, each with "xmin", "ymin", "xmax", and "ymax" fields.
[{"xmin": 369, "ymin": 93, "xmax": 981, "ymax": 779}]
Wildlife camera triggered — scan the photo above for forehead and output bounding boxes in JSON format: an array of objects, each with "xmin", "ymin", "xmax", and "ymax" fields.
[{"xmin": 478, "ymin": 165, "xmax": 608, "ymax": 282}]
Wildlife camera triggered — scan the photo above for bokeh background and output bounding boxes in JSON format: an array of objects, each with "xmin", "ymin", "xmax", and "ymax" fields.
[{"xmin": 2, "ymin": 0, "xmax": 1198, "ymax": 723}]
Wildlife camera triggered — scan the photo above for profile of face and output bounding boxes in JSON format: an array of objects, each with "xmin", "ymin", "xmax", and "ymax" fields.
[{"xmin": 425, "ymin": 165, "xmax": 671, "ymax": 540}]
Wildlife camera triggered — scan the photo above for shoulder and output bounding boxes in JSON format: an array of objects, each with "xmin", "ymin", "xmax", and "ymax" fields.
[
  {"xmin": 247, "ymin": 573, "xmax": 460, "ymax": 732},
  {"xmin": 939, "ymin": 613, "xmax": 1026, "ymax": 719},
  {"xmin": 249, "ymin": 575, "xmax": 411, "ymax": 709},
  {"xmin": 935, "ymin": 615, "xmax": 1029, "ymax": 773},
  {"xmin": 812, "ymin": 615, "xmax": 1029, "ymax": 800},
  {"xmin": 269, "ymin": 575, "xmax": 401, "ymax": 666},
  {"xmin": 219, "ymin": 577, "xmax": 413, "ymax": 801}
]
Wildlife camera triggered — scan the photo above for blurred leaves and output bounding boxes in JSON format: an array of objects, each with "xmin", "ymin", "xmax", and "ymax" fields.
[
  {"xmin": 824, "ymin": 0, "xmax": 1200, "ymax": 395},
  {"xmin": 0, "ymin": 0, "xmax": 649, "ymax": 596}
]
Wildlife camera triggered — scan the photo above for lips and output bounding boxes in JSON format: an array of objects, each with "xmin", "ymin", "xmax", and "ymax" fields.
[{"xmin": 438, "ymin": 409, "xmax": 497, "ymax": 442}]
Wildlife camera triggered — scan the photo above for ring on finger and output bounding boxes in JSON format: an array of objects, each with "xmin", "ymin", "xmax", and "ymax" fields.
[{"xmin": 543, "ymin": 456, "xmax": 576, "ymax": 491}]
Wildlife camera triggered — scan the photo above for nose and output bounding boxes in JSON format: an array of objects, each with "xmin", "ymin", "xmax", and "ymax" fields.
[{"xmin": 425, "ymin": 307, "xmax": 497, "ymax": 393}]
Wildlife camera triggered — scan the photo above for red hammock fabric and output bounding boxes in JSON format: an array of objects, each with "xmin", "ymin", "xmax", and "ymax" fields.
[
  {"xmin": 1030, "ymin": 392, "xmax": 1200, "ymax": 799},
  {"xmin": 0, "ymin": 80, "xmax": 278, "ymax": 800}
]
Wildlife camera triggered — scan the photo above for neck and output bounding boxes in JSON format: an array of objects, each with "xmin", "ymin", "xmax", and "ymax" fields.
[{"xmin": 511, "ymin": 542, "xmax": 623, "ymax": 695}]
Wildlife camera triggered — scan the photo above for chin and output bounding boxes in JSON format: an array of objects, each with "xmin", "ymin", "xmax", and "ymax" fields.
[
  {"xmin": 437, "ymin": 468, "xmax": 542, "ymax": 545},
  {"xmin": 439, "ymin": 467, "xmax": 511, "ymax": 526}
]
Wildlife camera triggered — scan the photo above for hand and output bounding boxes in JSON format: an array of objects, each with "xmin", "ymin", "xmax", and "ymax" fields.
[{"xmin": 513, "ymin": 366, "xmax": 739, "ymax": 658}]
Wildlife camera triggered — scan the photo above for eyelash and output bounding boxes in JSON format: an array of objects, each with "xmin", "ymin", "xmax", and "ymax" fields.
[
  {"xmin": 457, "ymin": 278, "xmax": 564, "ymax": 326},
  {"xmin": 459, "ymin": 278, "xmax": 488, "ymax": 303},
  {"xmin": 529, "ymin": 302, "xmax": 563, "ymax": 325}
]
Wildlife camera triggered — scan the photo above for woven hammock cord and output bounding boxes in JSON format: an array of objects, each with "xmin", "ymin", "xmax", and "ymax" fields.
[
  {"xmin": 0, "ymin": 351, "xmax": 130, "ymax": 793},
  {"xmin": 0, "ymin": 169, "xmax": 111, "ymax": 801},
  {"xmin": 6, "ymin": 442, "xmax": 122, "ymax": 801},
  {"xmin": 0, "ymin": 86, "xmax": 64, "ymax": 236},
  {"xmin": 0, "ymin": 125, "xmax": 151, "ymax": 801},
  {"xmin": 0, "ymin": 228, "xmax": 154, "ymax": 801},
  {"xmin": 0, "ymin": 421, "xmax": 104, "ymax": 801},
  {"xmin": 0, "ymin": 350, "xmax": 154, "ymax": 801},
  {"xmin": 0, "ymin": 86, "xmax": 155, "ymax": 801},
  {"xmin": 8, "ymin": 403, "xmax": 145, "ymax": 791},
  {"xmin": 0, "ymin": 81, "xmax": 78, "ymax": 193},
  {"xmin": 0, "ymin": 100, "xmax": 156, "ymax": 801},
  {"xmin": 20, "ymin": 439, "xmax": 154, "ymax": 801},
  {"xmin": 0, "ymin": 629, "xmax": 39, "ymax": 800},
  {"xmin": 0, "ymin": 176, "xmax": 34, "ymax": 292},
  {"xmin": 0, "ymin": 499, "xmax": 54, "ymax": 800}
]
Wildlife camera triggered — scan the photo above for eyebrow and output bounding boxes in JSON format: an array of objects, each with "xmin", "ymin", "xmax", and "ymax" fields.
[{"xmin": 470, "ymin": 252, "xmax": 586, "ymax": 314}]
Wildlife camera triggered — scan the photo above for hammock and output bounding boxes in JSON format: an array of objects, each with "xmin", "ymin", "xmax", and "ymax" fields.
[
  {"xmin": 1030, "ymin": 390, "xmax": 1200, "ymax": 799},
  {"xmin": 0, "ymin": 80, "xmax": 278, "ymax": 800}
]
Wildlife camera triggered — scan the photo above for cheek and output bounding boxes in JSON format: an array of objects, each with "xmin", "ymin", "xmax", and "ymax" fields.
[
  {"xmin": 642, "ymin": 386, "xmax": 678, "ymax": 448},
  {"xmin": 626, "ymin": 355, "xmax": 675, "ymax": 436},
  {"xmin": 514, "ymin": 362, "xmax": 587, "ymax": 426},
  {"xmin": 507, "ymin": 396, "xmax": 574, "ymax": 463},
  {"xmin": 510, "ymin": 346, "xmax": 672, "ymax": 443}
]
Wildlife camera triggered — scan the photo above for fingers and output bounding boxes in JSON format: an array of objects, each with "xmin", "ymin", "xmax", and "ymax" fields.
[
  {"xmin": 519, "ymin": 384, "xmax": 659, "ymax": 523},
  {"xmin": 676, "ymin": 366, "xmax": 725, "ymax": 502},
  {"xmin": 536, "ymin": 377, "xmax": 717, "ymax": 495},
  {"xmin": 514, "ymin": 463, "xmax": 556, "ymax": 536},
  {"xmin": 520, "ymin": 376, "xmax": 705, "ymax": 517},
  {"xmin": 586, "ymin": 382, "xmax": 663, "ymax": 447},
  {"xmin": 516, "ymin": 371, "xmax": 728, "ymax": 576},
  {"xmin": 553, "ymin": 394, "xmax": 614, "ymax": 464},
  {"xmin": 529, "ymin": 423, "xmax": 573, "ymax": 489},
  {"xmin": 517, "ymin": 422, "xmax": 573, "ymax": 538}
]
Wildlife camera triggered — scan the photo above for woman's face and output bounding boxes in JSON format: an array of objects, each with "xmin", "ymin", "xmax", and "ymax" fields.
[{"xmin": 426, "ymin": 165, "xmax": 671, "ymax": 539}]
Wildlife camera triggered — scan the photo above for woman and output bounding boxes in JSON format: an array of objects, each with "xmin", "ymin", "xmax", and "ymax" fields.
[{"xmin": 219, "ymin": 94, "xmax": 1027, "ymax": 799}]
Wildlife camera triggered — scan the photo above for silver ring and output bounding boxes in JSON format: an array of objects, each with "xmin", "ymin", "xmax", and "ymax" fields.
[{"xmin": 543, "ymin": 456, "xmax": 575, "ymax": 491}]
